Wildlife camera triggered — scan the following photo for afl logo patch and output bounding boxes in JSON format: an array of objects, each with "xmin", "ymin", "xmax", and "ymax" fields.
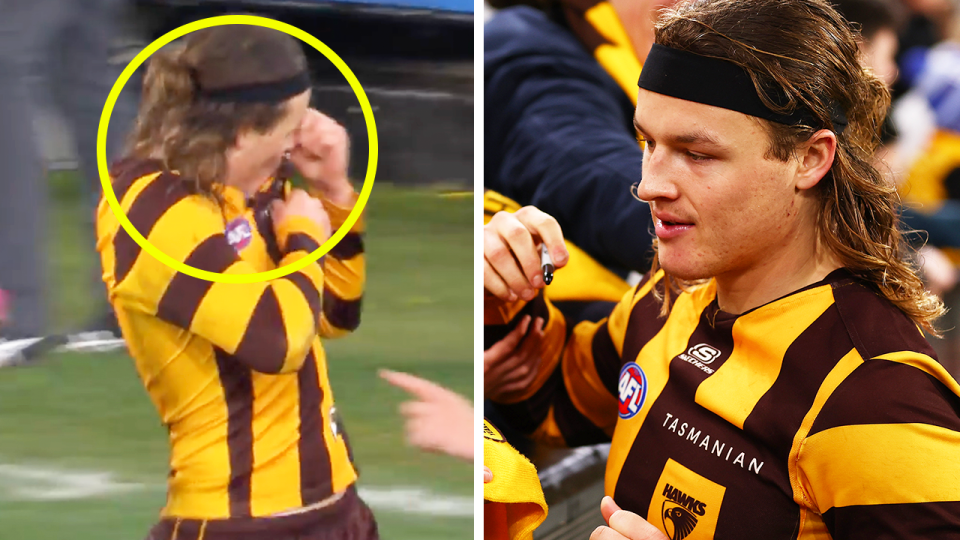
[
  {"xmin": 225, "ymin": 217, "xmax": 253, "ymax": 252},
  {"xmin": 618, "ymin": 362, "xmax": 648, "ymax": 419}
]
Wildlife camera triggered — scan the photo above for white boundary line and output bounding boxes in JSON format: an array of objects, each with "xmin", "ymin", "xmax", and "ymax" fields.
[
  {"xmin": 0, "ymin": 462, "xmax": 471, "ymax": 517},
  {"xmin": 0, "ymin": 335, "xmax": 126, "ymax": 367}
]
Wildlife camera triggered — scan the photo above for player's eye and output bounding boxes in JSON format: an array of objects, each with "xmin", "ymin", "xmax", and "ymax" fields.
[{"xmin": 685, "ymin": 150, "xmax": 713, "ymax": 162}]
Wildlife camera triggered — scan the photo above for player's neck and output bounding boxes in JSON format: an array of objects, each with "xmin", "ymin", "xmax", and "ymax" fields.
[{"xmin": 713, "ymin": 235, "xmax": 841, "ymax": 315}]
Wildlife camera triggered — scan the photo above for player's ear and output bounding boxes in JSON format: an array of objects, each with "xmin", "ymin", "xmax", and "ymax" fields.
[{"xmin": 795, "ymin": 129, "xmax": 837, "ymax": 191}]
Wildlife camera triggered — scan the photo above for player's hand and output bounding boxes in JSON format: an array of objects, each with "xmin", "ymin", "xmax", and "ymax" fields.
[
  {"xmin": 484, "ymin": 207, "xmax": 568, "ymax": 302},
  {"xmin": 380, "ymin": 370, "xmax": 474, "ymax": 461},
  {"xmin": 290, "ymin": 108, "xmax": 354, "ymax": 206},
  {"xmin": 484, "ymin": 315, "xmax": 544, "ymax": 401},
  {"xmin": 590, "ymin": 497, "xmax": 669, "ymax": 540},
  {"xmin": 271, "ymin": 188, "xmax": 332, "ymax": 242},
  {"xmin": 484, "ymin": 466, "xmax": 493, "ymax": 483}
]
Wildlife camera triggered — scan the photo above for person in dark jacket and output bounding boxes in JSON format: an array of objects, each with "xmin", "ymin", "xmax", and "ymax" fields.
[{"xmin": 485, "ymin": 0, "xmax": 675, "ymax": 275}]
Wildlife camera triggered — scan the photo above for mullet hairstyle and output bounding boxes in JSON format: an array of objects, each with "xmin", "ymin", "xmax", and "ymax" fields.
[{"xmin": 127, "ymin": 25, "xmax": 308, "ymax": 199}]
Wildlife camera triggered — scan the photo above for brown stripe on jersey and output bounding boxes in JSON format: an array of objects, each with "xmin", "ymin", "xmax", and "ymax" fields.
[
  {"xmin": 214, "ymin": 349, "xmax": 255, "ymax": 517},
  {"xmin": 108, "ymin": 158, "xmax": 163, "ymax": 203},
  {"xmin": 493, "ymin": 363, "xmax": 564, "ymax": 434},
  {"xmin": 298, "ymin": 349, "xmax": 334, "ymax": 504},
  {"xmin": 552, "ymin": 300, "xmax": 617, "ymax": 327},
  {"xmin": 621, "ymin": 280, "xmax": 669, "ymax": 363},
  {"xmin": 592, "ymin": 320, "xmax": 623, "ymax": 397},
  {"xmin": 156, "ymin": 234, "xmax": 237, "ymax": 329},
  {"xmin": 741, "ymin": 305, "xmax": 851, "ymax": 480},
  {"xmin": 114, "ymin": 173, "xmax": 191, "ymax": 284},
  {"xmin": 832, "ymin": 279, "xmax": 937, "ymax": 360},
  {"xmin": 284, "ymin": 233, "xmax": 322, "ymax": 256},
  {"xmin": 484, "ymin": 292, "xmax": 551, "ymax": 350},
  {"xmin": 822, "ymin": 500, "xmax": 960, "ymax": 538},
  {"xmin": 323, "ymin": 288, "xmax": 362, "ymax": 332},
  {"xmin": 807, "ymin": 359, "xmax": 960, "ymax": 438},
  {"xmin": 553, "ymin": 375, "xmax": 611, "ymax": 445},
  {"xmin": 232, "ymin": 288, "xmax": 288, "ymax": 373},
  {"xmin": 329, "ymin": 232, "xmax": 364, "ymax": 260},
  {"xmin": 283, "ymin": 272, "xmax": 322, "ymax": 324}
]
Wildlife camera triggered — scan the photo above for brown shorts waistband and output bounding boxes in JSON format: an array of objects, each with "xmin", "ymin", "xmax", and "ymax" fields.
[{"xmin": 148, "ymin": 486, "xmax": 361, "ymax": 540}]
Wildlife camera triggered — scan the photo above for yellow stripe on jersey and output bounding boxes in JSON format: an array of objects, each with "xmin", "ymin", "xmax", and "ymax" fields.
[
  {"xmin": 695, "ymin": 285, "xmax": 835, "ymax": 430},
  {"xmin": 799, "ymin": 422, "xmax": 960, "ymax": 509},
  {"xmin": 789, "ymin": 348, "xmax": 863, "ymax": 512},
  {"xmin": 249, "ymin": 368, "xmax": 303, "ymax": 516},
  {"xmin": 606, "ymin": 282, "xmax": 714, "ymax": 496}
]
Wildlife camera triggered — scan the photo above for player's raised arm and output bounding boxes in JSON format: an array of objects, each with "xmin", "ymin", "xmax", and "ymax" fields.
[
  {"xmin": 100, "ymin": 173, "xmax": 329, "ymax": 375},
  {"xmin": 294, "ymin": 109, "xmax": 366, "ymax": 338}
]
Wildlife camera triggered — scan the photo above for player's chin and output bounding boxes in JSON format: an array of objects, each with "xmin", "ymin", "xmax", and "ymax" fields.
[{"xmin": 658, "ymin": 248, "xmax": 708, "ymax": 282}]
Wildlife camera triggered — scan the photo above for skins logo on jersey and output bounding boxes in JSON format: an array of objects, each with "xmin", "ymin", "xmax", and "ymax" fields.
[
  {"xmin": 618, "ymin": 362, "xmax": 648, "ymax": 419},
  {"xmin": 225, "ymin": 217, "xmax": 253, "ymax": 252}
]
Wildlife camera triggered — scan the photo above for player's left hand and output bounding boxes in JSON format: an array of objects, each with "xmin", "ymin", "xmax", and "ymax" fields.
[
  {"xmin": 290, "ymin": 108, "xmax": 354, "ymax": 206},
  {"xmin": 590, "ymin": 496, "xmax": 669, "ymax": 540},
  {"xmin": 380, "ymin": 370, "xmax": 474, "ymax": 461}
]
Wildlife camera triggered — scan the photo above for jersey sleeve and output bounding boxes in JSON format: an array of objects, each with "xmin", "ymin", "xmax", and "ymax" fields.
[
  {"xmin": 795, "ymin": 355, "xmax": 960, "ymax": 539},
  {"xmin": 278, "ymin": 190, "xmax": 365, "ymax": 338},
  {"xmin": 309, "ymin": 191, "xmax": 365, "ymax": 338},
  {"xmin": 486, "ymin": 272, "xmax": 661, "ymax": 447},
  {"xmin": 101, "ymin": 175, "xmax": 326, "ymax": 375}
]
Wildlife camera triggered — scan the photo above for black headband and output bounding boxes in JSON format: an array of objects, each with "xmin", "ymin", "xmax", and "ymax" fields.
[
  {"xmin": 637, "ymin": 44, "xmax": 847, "ymax": 133},
  {"xmin": 197, "ymin": 70, "xmax": 312, "ymax": 104}
]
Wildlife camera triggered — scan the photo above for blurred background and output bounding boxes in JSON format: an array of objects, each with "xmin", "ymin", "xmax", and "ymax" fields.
[
  {"xmin": 0, "ymin": 1, "xmax": 473, "ymax": 539},
  {"xmin": 482, "ymin": 0, "xmax": 960, "ymax": 537}
]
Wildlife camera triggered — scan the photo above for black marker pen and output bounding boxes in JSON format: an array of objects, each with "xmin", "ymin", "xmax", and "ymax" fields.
[{"xmin": 541, "ymin": 244, "xmax": 555, "ymax": 285}]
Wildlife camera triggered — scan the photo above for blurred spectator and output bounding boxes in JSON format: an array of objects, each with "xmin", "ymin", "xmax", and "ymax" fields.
[
  {"xmin": 894, "ymin": 2, "xmax": 960, "ymax": 263},
  {"xmin": 832, "ymin": 0, "xmax": 960, "ymax": 297},
  {"xmin": 485, "ymin": 0, "xmax": 677, "ymax": 276},
  {"xmin": 0, "ymin": 0, "xmax": 137, "ymax": 339}
]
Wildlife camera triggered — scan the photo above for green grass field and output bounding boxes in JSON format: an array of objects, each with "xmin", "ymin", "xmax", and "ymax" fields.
[{"xmin": 0, "ymin": 174, "xmax": 475, "ymax": 539}]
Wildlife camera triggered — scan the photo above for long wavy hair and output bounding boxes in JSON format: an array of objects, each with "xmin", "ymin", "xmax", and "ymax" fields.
[
  {"xmin": 646, "ymin": 0, "xmax": 944, "ymax": 334},
  {"xmin": 127, "ymin": 25, "xmax": 307, "ymax": 197}
]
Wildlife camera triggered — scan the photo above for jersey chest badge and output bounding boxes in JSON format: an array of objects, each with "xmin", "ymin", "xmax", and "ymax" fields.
[
  {"xmin": 225, "ymin": 217, "xmax": 253, "ymax": 252},
  {"xmin": 618, "ymin": 362, "xmax": 648, "ymax": 419}
]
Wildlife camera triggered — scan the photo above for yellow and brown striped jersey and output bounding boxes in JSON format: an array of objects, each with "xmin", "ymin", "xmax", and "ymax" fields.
[
  {"xmin": 96, "ymin": 158, "xmax": 365, "ymax": 519},
  {"xmin": 488, "ymin": 269, "xmax": 960, "ymax": 539}
]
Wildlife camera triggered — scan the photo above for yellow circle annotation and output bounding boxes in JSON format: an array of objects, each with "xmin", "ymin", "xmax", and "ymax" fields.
[{"xmin": 97, "ymin": 15, "xmax": 377, "ymax": 284}]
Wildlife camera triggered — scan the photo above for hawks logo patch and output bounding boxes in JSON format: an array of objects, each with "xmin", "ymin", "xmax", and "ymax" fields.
[
  {"xmin": 225, "ymin": 217, "xmax": 253, "ymax": 252},
  {"xmin": 661, "ymin": 483, "xmax": 706, "ymax": 540},
  {"xmin": 618, "ymin": 362, "xmax": 648, "ymax": 419}
]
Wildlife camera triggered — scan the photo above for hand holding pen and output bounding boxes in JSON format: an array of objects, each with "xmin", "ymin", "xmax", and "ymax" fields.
[{"xmin": 483, "ymin": 206, "xmax": 569, "ymax": 302}]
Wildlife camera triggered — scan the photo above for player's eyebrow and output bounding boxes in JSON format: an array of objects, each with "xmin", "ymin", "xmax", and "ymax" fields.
[{"xmin": 633, "ymin": 117, "xmax": 726, "ymax": 148}]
